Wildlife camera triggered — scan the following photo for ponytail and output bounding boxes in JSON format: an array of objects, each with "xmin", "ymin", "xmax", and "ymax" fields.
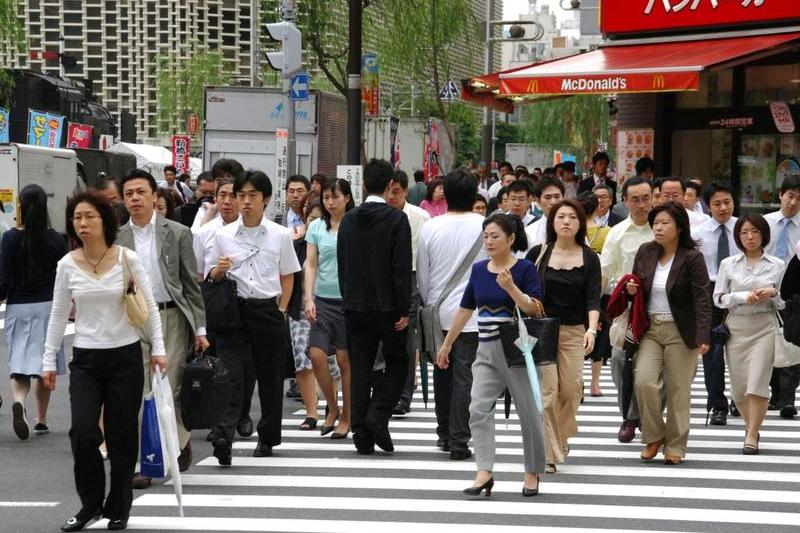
[{"xmin": 483, "ymin": 213, "xmax": 528, "ymax": 253}]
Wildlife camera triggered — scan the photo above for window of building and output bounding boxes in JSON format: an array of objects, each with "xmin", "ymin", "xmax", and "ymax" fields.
[
  {"xmin": 675, "ymin": 70, "xmax": 733, "ymax": 109},
  {"xmin": 64, "ymin": 0, "xmax": 82, "ymax": 11},
  {"xmin": 745, "ymin": 64, "xmax": 800, "ymax": 106}
]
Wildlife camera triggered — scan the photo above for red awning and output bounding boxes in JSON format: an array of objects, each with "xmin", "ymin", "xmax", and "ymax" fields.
[{"xmin": 499, "ymin": 33, "xmax": 800, "ymax": 97}]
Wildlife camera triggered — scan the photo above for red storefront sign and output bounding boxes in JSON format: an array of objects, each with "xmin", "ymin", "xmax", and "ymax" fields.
[
  {"xmin": 171, "ymin": 135, "xmax": 191, "ymax": 175},
  {"xmin": 501, "ymin": 72, "xmax": 700, "ymax": 96},
  {"xmin": 601, "ymin": 0, "xmax": 800, "ymax": 36},
  {"xmin": 66, "ymin": 122, "xmax": 93, "ymax": 148}
]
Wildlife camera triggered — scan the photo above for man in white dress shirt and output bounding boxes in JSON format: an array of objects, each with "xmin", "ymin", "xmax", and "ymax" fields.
[
  {"xmin": 284, "ymin": 175, "xmax": 310, "ymax": 239},
  {"xmin": 159, "ymin": 165, "xmax": 194, "ymax": 204},
  {"xmin": 506, "ymin": 180, "xmax": 536, "ymax": 226},
  {"xmin": 208, "ymin": 170, "xmax": 301, "ymax": 464},
  {"xmin": 525, "ymin": 176, "xmax": 565, "ymax": 252},
  {"xmin": 193, "ymin": 178, "xmax": 239, "ymax": 280},
  {"xmin": 658, "ymin": 177, "xmax": 709, "ymax": 228},
  {"xmin": 692, "ymin": 184, "xmax": 737, "ymax": 426},
  {"xmin": 191, "ymin": 158, "xmax": 245, "ymax": 233}
]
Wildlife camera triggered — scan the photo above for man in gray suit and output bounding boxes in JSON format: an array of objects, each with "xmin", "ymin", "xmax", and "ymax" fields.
[{"xmin": 118, "ymin": 169, "xmax": 209, "ymax": 488}]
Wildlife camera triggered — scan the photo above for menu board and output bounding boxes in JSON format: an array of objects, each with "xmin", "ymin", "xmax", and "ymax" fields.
[
  {"xmin": 616, "ymin": 129, "xmax": 654, "ymax": 184},
  {"xmin": 739, "ymin": 135, "xmax": 779, "ymax": 206}
]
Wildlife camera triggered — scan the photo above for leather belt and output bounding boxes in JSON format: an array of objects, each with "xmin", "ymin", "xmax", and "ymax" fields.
[
  {"xmin": 157, "ymin": 301, "xmax": 178, "ymax": 311},
  {"xmin": 648, "ymin": 312, "xmax": 674, "ymax": 324}
]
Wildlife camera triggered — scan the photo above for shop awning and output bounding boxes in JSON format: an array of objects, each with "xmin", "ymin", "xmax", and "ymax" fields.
[{"xmin": 491, "ymin": 32, "xmax": 800, "ymax": 98}]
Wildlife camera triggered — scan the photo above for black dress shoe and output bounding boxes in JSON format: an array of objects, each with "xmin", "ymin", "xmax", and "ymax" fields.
[
  {"xmin": 237, "ymin": 416, "xmax": 254, "ymax": 437},
  {"xmin": 60, "ymin": 508, "xmax": 102, "ymax": 531},
  {"xmin": 729, "ymin": 400, "xmax": 740, "ymax": 417},
  {"xmin": 353, "ymin": 431, "xmax": 375, "ymax": 455},
  {"xmin": 213, "ymin": 438, "xmax": 232, "ymax": 466},
  {"xmin": 436, "ymin": 438, "xmax": 450, "ymax": 452},
  {"xmin": 253, "ymin": 441, "xmax": 273, "ymax": 457},
  {"xmin": 780, "ymin": 405, "xmax": 797, "ymax": 419},
  {"xmin": 365, "ymin": 419, "xmax": 394, "ymax": 452},
  {"xmin": 450, "ymin": 448, "xmax": 472, "ymax": 460},
  {"xmin": 709, "ymin": 410, "xmax": 727, "ymax": 426},
  {"xmin": 178, "ymin": 442, "xmax": 192, "ymax": 472},
  {"xmin": 768, "ymin": 400, "xmax": 780, "ymax": 411},
  {"xmin": 107, "ymin": 517, "xmax": 128, "ymax": 530},
  {"xmin": 392, "ymin": 401, "xmax": 410, "ymax": 416}
]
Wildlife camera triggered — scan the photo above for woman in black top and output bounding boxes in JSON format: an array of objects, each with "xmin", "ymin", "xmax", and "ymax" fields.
[
  {"xmin": 526, "ymin": 199, "xmax": 602, "ymax": 473},
  {"xmin": 0, "ymin": 184, "xmax": 67, "ymax": 440}
]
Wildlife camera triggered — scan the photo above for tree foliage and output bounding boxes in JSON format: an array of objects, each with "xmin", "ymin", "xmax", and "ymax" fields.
[
  {"xmin": 155, "ymin": 46, "xmax": 231, "ymax": 136},
  {"xmin": 0, "ymin": 0, "xmax": 27, "ymax": 107}
]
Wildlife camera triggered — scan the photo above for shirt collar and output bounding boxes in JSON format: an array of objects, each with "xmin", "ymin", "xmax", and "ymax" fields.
[
  {"xmin": 132, "ymin": 211, "xmax": 157, "ymax": 231},
  {"xmin": 235, "ymin": 217, "xmax": 268, "ymax": 237},
  {"xmin": 784, "ymin": 212, "xmax": 800, "ymax": 225},
  {"xmin": 365, "ymin": 195, "xmax": 386, "ymax": 204}
]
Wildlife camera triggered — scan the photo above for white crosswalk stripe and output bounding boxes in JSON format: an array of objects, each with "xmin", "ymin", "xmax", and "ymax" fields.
[{"xmin": 95, "ymin": 362, "xmax": 800, "ymax": 532}]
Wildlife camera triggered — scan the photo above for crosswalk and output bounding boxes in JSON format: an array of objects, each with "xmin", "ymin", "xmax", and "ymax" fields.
[{"xmin": 91, "ymin": 362, "xmax": 800, "ymax": 532}]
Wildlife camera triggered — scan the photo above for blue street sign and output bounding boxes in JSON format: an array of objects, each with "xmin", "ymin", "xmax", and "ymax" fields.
[{"xmin": 290, "ymin": 72, "xmax": 309, "ymax": 101}]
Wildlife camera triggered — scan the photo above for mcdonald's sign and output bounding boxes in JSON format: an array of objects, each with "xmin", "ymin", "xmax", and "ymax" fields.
[
  {"xmin": 526, "ymin": 79, "xmax": 539, "ymax": 93},
  {"xmin": 652, "ymin": 75, "xmax": 665, "ymax": 90}
]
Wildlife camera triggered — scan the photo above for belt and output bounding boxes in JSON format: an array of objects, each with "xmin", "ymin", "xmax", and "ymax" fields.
[
  {"xmin": 648, "ymin": 312, "xmax": 674, "ymax": 324},
  {"xmin": 157, "ymin": 301, "xmax": 177, "ymax": 311},
  {"xmin": 238, "ymin": 297, "xmax": 278, "ymax": 306}
]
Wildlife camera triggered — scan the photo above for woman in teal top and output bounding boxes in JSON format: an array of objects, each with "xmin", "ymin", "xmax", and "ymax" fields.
[{"xmin": 305, "ymin": 178, "xmax": 355, "ymax": 438}]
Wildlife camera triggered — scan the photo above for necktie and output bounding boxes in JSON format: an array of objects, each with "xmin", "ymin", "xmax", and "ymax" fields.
[
  {"xmin": 716, "ymin": 224, "xmax": 729, "ymax": 269},
  {"xmin": 776, "ymin": 218, "xmax": 790, "ymax": 261}
]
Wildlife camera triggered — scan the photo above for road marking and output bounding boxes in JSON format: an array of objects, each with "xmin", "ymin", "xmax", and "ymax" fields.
[{"xmin": 0, "ymin": 501, "xmax": 59, "ymax": 507}]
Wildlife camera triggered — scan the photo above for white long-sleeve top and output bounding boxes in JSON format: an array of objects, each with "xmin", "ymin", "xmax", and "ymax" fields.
[
  {"xmin": 42, "ymin": 247, "xmax": 165, "ymax": 372},
  {"xmin": 714, "ymin": 252, "xmax": 785, "ymax": 315}
]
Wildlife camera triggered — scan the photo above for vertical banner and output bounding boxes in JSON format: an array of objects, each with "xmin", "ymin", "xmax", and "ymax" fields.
[
  {"xmin": 275, "ymin": 128, "xmax": 289, "ymax": 217},
  {"xmin": 0, "ymin": 107, "xmax": 9, "ymax": 143},
  {"xmin": 28, "ymin": 109, "xmax": 65, "ymax": 147},
  {"xmin": 66, "ymin": 123, "xmax": 93, "ymax": 148},
  {"xmin": 361, "ymin": 52, "xmax": 380, "ymax": 117},
  {"xmin": 616, "ymin": 129, "xmax": 654, "ymax": 184},
  {"xmin": 424, "ymin": 120, "xmax": 441, "ymax": 179},
  {"xmin": 171, "ymin": 135, "xmax": 191, "ymax": 175},
  {"xmin": 389, "ymin": 116, "xmax": 400, "ymax": 170},
  {"xmin": 337, "ymin": 165, "xmax": 363, "ymax": 205}
]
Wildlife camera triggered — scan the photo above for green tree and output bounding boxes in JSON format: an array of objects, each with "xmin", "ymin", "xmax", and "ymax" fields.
[
  {"xmin": 0, "ymin": 0, "xmax": 27, "ymax": 107},
  {"xmin": 155, "ymin": 46, "xmax": 231, "ymax": 136}
]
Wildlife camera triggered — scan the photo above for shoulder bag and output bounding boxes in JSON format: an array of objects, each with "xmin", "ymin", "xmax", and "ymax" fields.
[
  {"xmin": 202, "ymin": 272, "xmax": 241, "ymax": 333},
  {"xmin": 498, "ymin": 301, "xmax": 560, "ymax": 368},
  {"xmin": 121, "ymin": 248, "xmax": 149, "ymax": 328},
  {"xmin": 774, "ymin": 311, "xmax": 800, "ymax": 368},
  {"xmin": 419, "ymin": 234, "xmax": 484, "ymax": 354}
]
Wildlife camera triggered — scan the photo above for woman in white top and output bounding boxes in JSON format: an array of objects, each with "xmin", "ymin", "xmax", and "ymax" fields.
[
  {"xmin": 714, "ymin": 214, "xmax": 785, "ymax": 455},
  {"xmin": 41, "ymin": 191, "xmax": 165, "ymax": 532}
]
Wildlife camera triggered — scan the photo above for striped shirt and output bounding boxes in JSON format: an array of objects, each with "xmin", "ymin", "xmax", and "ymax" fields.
[{"xmin": 460, "ymin": 259, "xmax": 542, "ymax": 342}]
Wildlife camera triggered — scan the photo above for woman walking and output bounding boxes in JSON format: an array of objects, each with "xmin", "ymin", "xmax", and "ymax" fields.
[
  {"xmin": 420, "ymin": 178, "xmax": 448, "ymax": 218},
  {"xmin": 526, "ymin": 199, "xmax": 601, "ymax": 472},
  {"xmin": 0, "ymin": 184, "xmax": 67, "ymax": 439},
  {"xmin": 437, "ymin": 213, "xmax": 546, "ymax": 497},
  {"xmin": 305, "ymin": 178, "xmax": 355, "ymax": 438},
  {"xmin": 42, "ymin": 191, "xmax": 165, "ymax": 531},
  {"xmin": 627, "ymin": 202, "xmax": 711, "ymax": 465},
  {"xmin": 715, "ymin": 214, "xmax": 784, "ymax": 454}
]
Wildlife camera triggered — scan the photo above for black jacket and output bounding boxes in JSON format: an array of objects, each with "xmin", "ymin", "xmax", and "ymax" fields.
[
  {"xmin": 337, "ymin": 201, "xmax": 412, "ymax": 316},
  {"xmin": 578, "ymin": 177, "xmax": 617, "ymax": 205}
]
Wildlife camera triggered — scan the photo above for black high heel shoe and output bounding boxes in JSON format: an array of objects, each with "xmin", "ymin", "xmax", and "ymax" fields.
[
  {"xmin": 522, "ymin": 475, "xmax": 540, "ymax": 497},
  {"xmin": 60, "ymin": 508, "xmax": 103, "ymax": 531},
  {"xmin": 462, "ymin": 477, "xmax": 494, "ymax": 497}
]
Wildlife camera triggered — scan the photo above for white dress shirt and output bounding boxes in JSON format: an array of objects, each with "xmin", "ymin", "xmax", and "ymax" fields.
[
  {"xmin": 131, "ymin": 212, "xmax": 170, "ymax": 304},
  {"xmin": 692, "ymin": 216, "xmax": 737, "ymax": 282},
  {"xmin": 524, "ymin": 216, "xmax": 547, "ymax": 253},
  {"xmin": 211, "ymin": 218, "xmax": 301, "ymax": 299},
  {"xmin": 285, "ymin": 209, "xmax": 304, "ymax": 229},
  {"xmin": 764, "ymin": 210, "xmax": 800, "ymax": 263},
  {"xmin": 365, "ymin": 195, "xmax": 386, "ymax": 204},
  {"xmin": 193, "ymin": 216, "xmax": 226, "ymax": 279},
  {"xmin": 686, "ymin": 207, "xmax": 710, "ymax": 229},
  {"xmin": 600, "ymin": 217, "xmax": 654, "ymax": 288},
  {"xmin": 487, "ymin": 180, "xmax": 504, "ymax": 199},
  {"xmin": 402, "ymin": 201, "xmax": 431, "ymax": 272},
  {"xmin": 714, "ymin": 252, "xmax": 785, "ymax": 314},
  {"xmin": 158, "ymin": 179, "xmax": 194, "ymax": 203}
]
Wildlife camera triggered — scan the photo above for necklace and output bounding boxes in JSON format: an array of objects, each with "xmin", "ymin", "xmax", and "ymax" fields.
[{"xmin": 83, "ymin": 246, "xmax": 110, "ymax": 274}]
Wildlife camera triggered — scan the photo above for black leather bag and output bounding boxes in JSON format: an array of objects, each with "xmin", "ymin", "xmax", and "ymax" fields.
[
  {"xmin": 202, "ymin": 274, "xmax": 241, "ymax": 332},
  {"xmin": 783, "ymin": 295, "xmax": 800, "ymax": 347},
  {"xmin": 181, "ymin": 352, "xmax": 232, "ymax": 430},
  {"xmin": 498, "ymin": 316, "xmax": 560, "ymax": 368}
]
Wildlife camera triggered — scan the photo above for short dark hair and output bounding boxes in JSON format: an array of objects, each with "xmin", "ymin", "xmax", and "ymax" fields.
[
  {"xmin": 593, "ymin": 184, "xmax": 614, "ymax": 197},
  {"xmin": 734, "ymin": 213, "xmax": 771, "ymax": 251},
  {"xmin": 155, "ymin": 187, "xmax": 176, "ymax": 220},
  {"xmin": 393, "ymin": 170, "xmax": 410, "ymax": 190},
  {"xmin": 577, "ymin": 191, "xmax": 598, "ymax": 217},
  {"xmin": 286, "ymin": 174, "xmax": 311, "ymax": 191},
  {"xmin": 364, "ymin": 158, "xmax": 394, "ymax": 195},
  {"xmin": 635, "ymin": 157, "xmax": 655, "ymax": 176},
  {"xmin": 216, "ymin": 177, "xmax": 236, "ymax": 195},
  {"xmin": 310, "ymin": 173, "xmax": 327, "ymax": 187},
  {"xmin": 648, "ymin": 202, "xmax": 696, "ymax": 250},
  {"xmin": 484, "ymin": 213, "xmax": 528, "ymax": 253},
  {"xmin": 321, "ymin": 178, "xmax": 355, "ymax": 229},
  {"xmin": 178, "ymin": 173, "xmax": 191, "ymax": 183},
  {"xmin": 413, "ymin": 170, "xmax": 425, "ymax": 183},
  {"xmin": 121, "ymin": 168, "xmax": 158, "ymax": 193},
  {"xmin": 96, "ymin": 176, "xmax": 121, "ymax": 197},
  {"xmin": 652, "ymin": 177, "xmax": 664, "ymax": 191},
  {"xmin": 705, "ymin": 183, "xmax": 734, "ymax": 205},
  {"xmin": 554, "ymin": 163, "xmax": 564, "ymax": 173},
  {"xmin": 507, "ymin": 180, "xmax": 532, "ymax": 196},
  {"xmin": 197, "ymin": 171, "xmax": 215, "ymax": 187},
  {"xmin": 534, "ymin": 176, "xmax": 565, "ymax": 198},
  {"xmin": 686, "ymin": 181, "xmax": 702, "ymax": 197},
  {"xmin": 234, "ymin": 169, "xmax": 272, "ymax": 198},
  {"xmin": 546, "ymin": 199, "xmax": 588, "ymax": 246},
  {"xmin": 211, "ymin": 158, "xmax": 244, "ymax": 180},
  {"xmin": 592, "ymin": 152, "xmax": 610, "ymax": 165},
  {"xmin": 499, "ymin": 161, "xmax": 513, "ymax": 174},
  {"xmin": 780, "ymin": 175, "xmax": 800, "ymax": 194},
  {"xmin": 425, "ymin": 178, "xmax": 444, "ymax": 202},
  {"xmin": 164, "ymin": 165, "xmax": 177, "ymax": 175},
  {"xmin": 443, "ymin": 168, "xmax": 478, "ymax": 212},
  {"xmin": 622, "ymin": 176, "xmax": 653, "ymax": 200},
  {"xmin": 562, "ymin": 161, "xmax": 576, "ymax": 173},
  {"xmin": 66, "ymin": 191, "xmax": 118, "ymax": 247},
  {"xmin": 661, "ymin": 176, "xmax": 686, "ymax": 192},
  {"xmin": 497, "ymin": 185, "xmax": 509, "ymax": 202},
  {"xmin": 473, "ymin": 194, "xmax": 488, "ymax": 206}
]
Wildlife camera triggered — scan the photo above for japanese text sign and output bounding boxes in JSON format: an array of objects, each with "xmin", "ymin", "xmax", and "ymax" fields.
[
  {"xmin": 0, "ymin": 107, "xmax": 8, "ymax": 144},
  {"xmin": 28, "ymin": 110, "xmax": 65, "ymax": 148},
  {"xmin": 67, "ymin": 123, "xmax": 93, "ymax": 148},
  {"xmin": 275, "ymin": 128, "xmax": 289, "ymax": 216},
  {"xmin": 171, "ymin": 135, "xmax": 191, "ymax": 175},
  {"xmin": 770, "ymin": 102, "xmax": 796, "ymax": 134},
  {"xmin": 337, "ymin": 165, "xmax": 363, "ymax": 205}
]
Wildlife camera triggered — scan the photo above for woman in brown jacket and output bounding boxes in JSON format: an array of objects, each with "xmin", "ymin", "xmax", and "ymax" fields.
[{"xmin": 626, "ymin": 202, "xmax": 711, "ymax": 465}]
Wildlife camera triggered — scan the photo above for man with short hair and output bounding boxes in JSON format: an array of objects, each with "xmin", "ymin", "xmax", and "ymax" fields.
[
  {"xmin": 118, "ymin": 169, "xmax": 209, "ymax": 485},
  {"xmin": 475, "ymin": 161, "xmax": 495, "ymax": 196},
  {"xmin": 192, "ymin": 159, "xmax": 245, "ymax": 232},
  {"xmin": 193, "ymin": 178, "xmax": 239, "ymax": 280},
  {"xmin": 487, "ymin": 172, "xmax": 517, "ymax": 211},
  {"xmin": 97, "ymin": 176, "xmax": 129, "ymax": 224},
  {"xmin": 685, "ymin": 180, "xmax": 708, "ymax": 215},
  {"xmin": 338, "ymin": 159, "xmax": 412, "ymax": 455},
  {"xmin": 578, "ymin": 152, "xmax": 616, "ymax": 204},
  {"xmin": 600, "ymin": 177, "xmax": 654, "ymax": 443},
  {"xmin": 285, "ymin": 175, "xmax": 311, "ymax": 239},
  {"xmin": 612, "ymin": 158, "xmax": 655, "ymax": 221},
  {"xmin": 525, "ymin": 176, "xmax": 565, "ymax": 251},
  {"xmin": 505, "ymin": 180, "xmax": 536, "ymax": 226},
  {"xmin": 387, "ymin": 170, "xmax": 431, "ymax": 414},
  {"xmin": 208, "ymin": 170, "xmax": 300, "ymax": 464},
  {"xmin": 407, "ymin": 170, "xmax": 428, "ymax": 206},
  {"xmin": 594, "ymin": 184, "xmax": 622, "ymax": 227},
  {"xmin": 159, "ymin": 165, "xmax": 194, "ymax": 204},
  {"xmin": 692, "ymin": 183, "xmax": 737, "ymax": 426},
  {"xmin": 180, "ymin": 172, "xmax": 216, "ymax": 229},
  {"xmin": 659, "ymin": 177, "xmax": 710, "ymax": 228},
  {"xmin": 561, "ymin": 161, "xmax": 578, "ymax": 199}
]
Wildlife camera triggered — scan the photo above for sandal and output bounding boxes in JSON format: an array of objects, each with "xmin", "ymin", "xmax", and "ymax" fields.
[
  {"xmin": 299, "ymin": 417, "xmax": 318, "ymax": 431},
  {"xmin": 545, "ymin": 463, "xmax": 557, "ymax": 474}
]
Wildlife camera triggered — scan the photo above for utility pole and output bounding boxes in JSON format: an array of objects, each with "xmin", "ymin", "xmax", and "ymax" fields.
[
  {"xmin": 250, "ymin": 0, "xmax": 259, "ymax": 87},
  {"xmin": 346, "ymin": 0, "xmax": 362, "ymax": 165},
  {"xmin": 480, "ymin": 0, "xmax": 494, "ymax": 165}
]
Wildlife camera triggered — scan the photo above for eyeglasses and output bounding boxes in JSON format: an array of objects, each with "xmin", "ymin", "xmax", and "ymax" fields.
[
  {"xmin": 71, "ymin": 214, "xmax": 101, "ymax": 222},
  {"xmin": 739, "ymin": 229, "xmax": 761, "ymax": 236}
]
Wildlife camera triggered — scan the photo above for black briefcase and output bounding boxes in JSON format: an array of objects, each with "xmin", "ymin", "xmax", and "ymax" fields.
[
  {"xmin": 201, "ymin": 274, "xmax": 240, "ymax": 332},
  {"xmin": 498, "ymin": 317, "xmax": 560, "ymax": 368},
  {"xmin": 784, "ymin": 295, "xmax": 800, "ymax": 347},
  {"xmin": 181, "ymin": 353, "xmax": 232, "ymax": 430}
]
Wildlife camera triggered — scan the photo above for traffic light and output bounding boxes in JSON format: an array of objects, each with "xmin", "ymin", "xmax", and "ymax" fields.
[{"xmin": 264, "ymin": 21, "xmax": 302, "ymax": 77}]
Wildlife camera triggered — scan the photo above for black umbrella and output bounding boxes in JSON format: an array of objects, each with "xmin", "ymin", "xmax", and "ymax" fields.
[
  {"xmin": 419, "ymin": 356, "xmax": 429, "ymax": 409},
  {"xmin": 705, "ymin": 322, "xmax": 731, "ymax": 425},
  {"xmin": 504, "ymin": 388, "xmax": 512, "ymax": 431},
  {"xmin": 620, "ymin": 325, "xmax": 638, "ymax": 422}
]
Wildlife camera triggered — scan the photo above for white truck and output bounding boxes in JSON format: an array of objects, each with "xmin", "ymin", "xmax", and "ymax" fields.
[
  {"xmin": 0, "ymin": 143, "xmax": 83, "ymax": 232},
  {"xmin": 364, "ymin": 116, "xmax": 455, "ymax": 177}
]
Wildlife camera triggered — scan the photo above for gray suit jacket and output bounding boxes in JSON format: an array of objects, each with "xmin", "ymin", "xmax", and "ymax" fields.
[{"xmin": 116, "ymin": 214, "xmax": 206, "ymax": 334}]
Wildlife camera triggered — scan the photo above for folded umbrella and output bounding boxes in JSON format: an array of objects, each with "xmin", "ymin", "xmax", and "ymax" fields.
[
  {"xmin": 419, "ymin": 357, "xmax": 429, "ymax": 410},
  {"xmin": 153, "ymin": 367, "xmax": 184, "ymax": 518},
  {"xmin": 515, "ymin": 307, "xmax": 543, "ymax": 415}
]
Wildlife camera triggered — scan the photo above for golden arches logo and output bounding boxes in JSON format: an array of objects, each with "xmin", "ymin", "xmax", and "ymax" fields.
[
  {"xmin": 526, "ymin": 79, "xmax": 540, "ymax": 93},
  {"xmin": 652, "ymin": 75, "xmax": 665, "ymax": 90}
]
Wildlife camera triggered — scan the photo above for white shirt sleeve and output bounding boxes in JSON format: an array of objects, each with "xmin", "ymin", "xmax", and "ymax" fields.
[
  {"xmin": 417, "ymin": 229, "xmax": 431, "ymax": 306},
  {"xmin": 714, "ymin": 259, "xmax": 749, "ymax": 308},
  {"xmin": 193, "ymin": 228, "xmax": 207, "ymax": 279},
  {"xmin": 42, "ymin": 261, "xmax": 72, "ymax": 372},
  {"xmin": 278, "ymin": 232, "xmax": 301, "ymax": 275}
]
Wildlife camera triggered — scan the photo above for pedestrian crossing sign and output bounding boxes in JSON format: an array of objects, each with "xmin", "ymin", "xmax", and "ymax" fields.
[{"xmin": 439, "ymin": 79, "xmax": 461, "ymax": 101}]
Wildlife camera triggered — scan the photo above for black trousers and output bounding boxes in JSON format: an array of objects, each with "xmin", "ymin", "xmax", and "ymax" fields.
[
  {"xmin": 398, "ymin": 274, "xmax": 421, "ymax": 407},
  {"xmin": 771, "ymin": 364, "xmax": 800, "ymax": 408},
  {"xmin": 589, "ymin": 295, "xmax": 611, "ymax": 363},
  {"xmin": 214, "ymin": 298, "xmax": 286, "ymax": 444},
  {"xmin": 433, "ymin": 331, "xmax": 478, "ymax": 451},
  {"xmin": 703, "ymin": 302, "xmax": 728, "ymax": 413},
  {"xmin": 69, "ymin": 342, "xmax": 143, "ymax": 520},
  {"xmin": 346, "ymin": 311, "xmax": 409, "ymax": 437}
]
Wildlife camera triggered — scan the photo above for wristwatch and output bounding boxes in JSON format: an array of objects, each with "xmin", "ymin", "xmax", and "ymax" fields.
[{"xmin": 587, "ymin": 328, "xmax": 597, "ymax": 336}]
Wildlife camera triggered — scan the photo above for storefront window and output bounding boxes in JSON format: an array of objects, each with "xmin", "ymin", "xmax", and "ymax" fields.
[
  {"xmin": 671, "ymin": 129, "xmax": 732, "ymax": 185},
  {"xmin": 675, "ymin": 70, "xmax": 733, "ymax": 109},
  {"xmin": 739, "ymin": 134, "xmax": 800, "ymax": 210},
  {"xmin": 745, "ymin": 64, "xmax": 800, "ymax": 106}
]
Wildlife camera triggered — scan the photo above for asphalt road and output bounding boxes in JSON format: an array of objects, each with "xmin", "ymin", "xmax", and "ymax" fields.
[{"xmin": 0, "ymin": 326, "xmax": 799, "ymax": 533}]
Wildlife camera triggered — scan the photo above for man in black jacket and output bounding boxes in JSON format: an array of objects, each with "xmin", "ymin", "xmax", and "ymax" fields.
[
  {"xmin": 338, "ymin": 159, "xmax": 412, "ymax": 455},
  {"xmin": 577, "ymin": 151, "xmax": 617, "ymax": 205}
]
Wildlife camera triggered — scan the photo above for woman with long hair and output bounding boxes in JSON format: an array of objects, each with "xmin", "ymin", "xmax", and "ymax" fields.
[
  {"xmin": 437, "ymin": 213, "xmax": 547, "ymax": 497},
  {"xmin": 0, "ymin": 184, "xmax": 68, "ymax": 439},
  {"xmin": 304, "ymin": 178, "xmax": 355, "ymax": 438}
]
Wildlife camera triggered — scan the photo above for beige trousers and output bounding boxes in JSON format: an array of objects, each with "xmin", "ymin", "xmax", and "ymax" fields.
[
  {"xmin": 539, "ymin": 363, "xmax": 562, "ymax": 464},
  {"xmin": 634, "ymin": 320, "xmax": 698, "ymax": 458},
  {"xmin": 555, "ymin": 325, "xmax": 587, "ymax": 447}
]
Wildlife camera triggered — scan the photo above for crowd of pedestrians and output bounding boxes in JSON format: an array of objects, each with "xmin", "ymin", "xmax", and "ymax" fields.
[{"xmin": 1, "ymin": 151, "xmax": 799, "ymax": 531}]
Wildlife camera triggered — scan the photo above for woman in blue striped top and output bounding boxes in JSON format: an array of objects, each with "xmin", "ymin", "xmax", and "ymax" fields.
[{"xmin": 437, "ymin": 213, "xmax": 546, "ymax": 497}]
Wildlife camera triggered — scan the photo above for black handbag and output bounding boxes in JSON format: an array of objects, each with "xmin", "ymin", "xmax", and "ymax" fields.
[
  {"xmin": 181, "ymin": 352, "xmax": 232, "ymax": 430},
  {"xmin": 498, "ymin": 313, "xmax": 560, "ymax": 368},
  {"xmin": 201, "ymin": 274, "xmax": 241, "ymax": 332},
  {"xmin": 783, "ymin": 295, "xmax": 800, "ymax": 347}
]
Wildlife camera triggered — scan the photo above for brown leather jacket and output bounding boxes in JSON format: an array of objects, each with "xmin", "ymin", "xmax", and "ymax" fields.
[{"xmin": 631, "ymin": 242, "xmax": 712, "ymax": 348}]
